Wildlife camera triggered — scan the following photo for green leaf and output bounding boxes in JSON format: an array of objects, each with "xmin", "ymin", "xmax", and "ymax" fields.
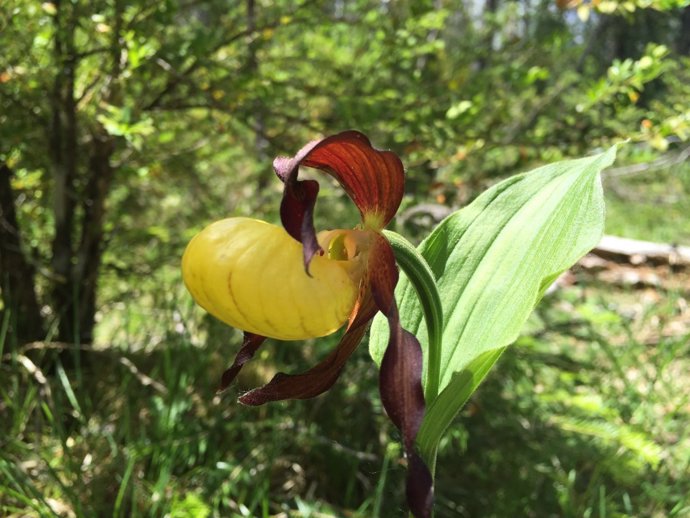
[
  {"xmin": 370, "ymin": 146, "xmax": 617, "ymax": 460},
  {"xmin": 417, "ymin": 347, "xmax": 506, "ymax": 474}
]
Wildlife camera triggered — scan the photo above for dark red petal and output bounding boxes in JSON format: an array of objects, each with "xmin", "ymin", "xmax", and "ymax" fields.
[
  {"xmin": 280, "ymin": 178, "xmax": 321, "ymax": 272},
  {"xmin": 369, "ymin": 234, "xmax": 433, "ymax": 518},
  {"xmin": 238, "ymin": 289, "xmax": 378, "ymax": 405},
  {"xmin": 217, "ymin": 332, "xmax": 266, "ymax": 393},
  {"xmin": 274, "ymin": 131, "xmax": 405, "ymax": 270}
]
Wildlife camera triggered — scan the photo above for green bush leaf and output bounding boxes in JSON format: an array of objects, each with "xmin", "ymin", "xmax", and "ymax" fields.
[{"xmin": 370, "ymin": 146, "xmax": 617, "ymax": 458}]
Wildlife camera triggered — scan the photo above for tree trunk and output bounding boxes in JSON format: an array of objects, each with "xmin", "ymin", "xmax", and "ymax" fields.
[
  {"xmin": 49, "ymin": 0, "xmax": 81, "ymax": 343},
  {"xmin": 677, "ymin": 5, "xmax": 690, "ymax": 55},
  {"xmin": 476, "ymin": 0, "xmax": 499, "ymax": 71},
  {"xmin": 73, "ymin": 136, "xmax": 116, "ymax": 343},
  {"xmin": 247, "ymin": 0, "xmax": 271, "ymax": 191},
  {"xmin": 46, "ymin": 0, "xmax": 123, "ymax": 345},
  {"xmin": 0, "ymin": 162, "xmax": 45, "ymax": 343}
]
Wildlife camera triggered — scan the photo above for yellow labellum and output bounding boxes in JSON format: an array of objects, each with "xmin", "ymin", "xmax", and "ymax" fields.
[{"xmin": 181, "ymin": 217, "xmax": 359, "ymax": 340}]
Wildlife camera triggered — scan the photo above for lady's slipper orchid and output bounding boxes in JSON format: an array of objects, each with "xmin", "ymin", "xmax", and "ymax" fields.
[{"xmin": 182, "ymin": 131, "xmax": 432, "ymax": 518}]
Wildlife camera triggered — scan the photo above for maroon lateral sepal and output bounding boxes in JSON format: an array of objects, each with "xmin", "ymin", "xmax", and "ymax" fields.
[
  {"xmin": 237, "ymin": 325, "xmax": 367, "ymax": 405},
  {"xmin": 238, "ymin": 291, "xmax": 378, "ymax": 406},
  {"xmin": 407, "ymin": 451, "xmax": 434, "ymax": 518},
  {"xmin": 379, "ymin": 320, "xmax": 433, "ymax": 518},
  {"xmin": 217, "ymin": 332, "xmax": 266, "ymax": 393},
  {"xmin": 369, "ymin": 234, "xmax": 433, "ymax": 518}
]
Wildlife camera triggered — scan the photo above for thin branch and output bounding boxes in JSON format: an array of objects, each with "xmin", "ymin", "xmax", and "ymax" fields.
[
  {"xmin": 4, "ymin": 341, "xmax": 168, "ymax": 394},
  {"xmin": 75, "ymin": 74, "xmax": 103, "ymax": 106},
  {"xmin": 500, "ymin": 17, "xmax": 609, "ymax": 147},
  {"xmin": 75, "ymin": 46, "xmax": 109, "ymax": 59},
  {"xmin": 604, "ymin": 145, "xmax": 690, "ymax": 178},
  {"xmin": 500, "ymin": 75, "xmax": 578, "ymax": 145},
  {"xmin": 142, "ymin": 0, "xmax": 318, "ymax": 111}
]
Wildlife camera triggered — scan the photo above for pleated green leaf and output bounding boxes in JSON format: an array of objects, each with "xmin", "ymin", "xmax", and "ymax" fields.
[{"xmin": 370, "ymin": 147, "xmax": 616, "ymax": 456}]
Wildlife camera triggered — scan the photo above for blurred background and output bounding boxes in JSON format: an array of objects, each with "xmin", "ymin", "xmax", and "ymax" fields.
[{"xmin": 1, "ymin": 0, "xmax": 689, "ymax": 516}]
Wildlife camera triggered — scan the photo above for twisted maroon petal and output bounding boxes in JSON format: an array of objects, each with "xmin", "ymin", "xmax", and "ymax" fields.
[
  {"xmin": 369, "ymin": 234, "xmax": 433, "ymax": 518},
  {"xmin": 280, "ymin": 178, "xmax": 321, "ymax": 273},
  {"xmin": 238, "ymin": 289, "xmax": 378, "ymax": 405},
  {"xmin": 217, "ymin": 332, "xmax": 266, "ymax": 393},
  {"xmin": 274, "ymin": 131, "xmax": 405, "ymax": 270}
]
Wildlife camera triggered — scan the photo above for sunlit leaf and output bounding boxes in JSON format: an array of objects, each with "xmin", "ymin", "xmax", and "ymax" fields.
[{"xmin": 371, "ymin": 146, "xmax": 617, "ymax": 456}]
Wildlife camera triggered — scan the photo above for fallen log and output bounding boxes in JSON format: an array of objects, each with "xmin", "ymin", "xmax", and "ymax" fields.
[{"xmin": 592, "ymin": 235, "xmax": 690, "ymax": 266}]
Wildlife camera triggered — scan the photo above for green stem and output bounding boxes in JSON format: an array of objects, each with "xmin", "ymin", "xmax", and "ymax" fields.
[{"xmin": 383, "ymin": 230, "xmax": 443, "ymax": 403}]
